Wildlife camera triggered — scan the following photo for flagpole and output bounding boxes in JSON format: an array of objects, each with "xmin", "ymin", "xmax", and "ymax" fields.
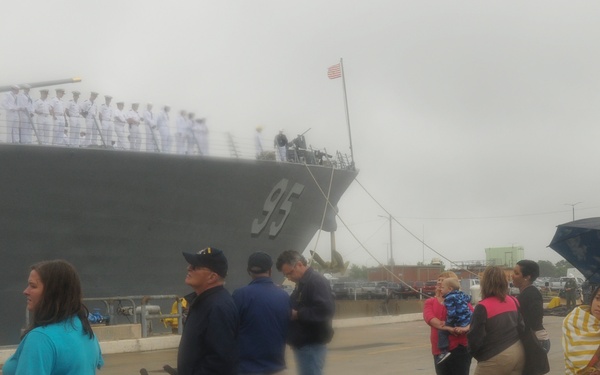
[{"xmin": 339, "ymin": 58, "xmax": 355, "ymax": 169}]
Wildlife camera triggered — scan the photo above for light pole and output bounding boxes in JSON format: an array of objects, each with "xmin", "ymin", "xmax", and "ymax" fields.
[
  {"xmin": 378, "ymin": 214, "xmax": 394, "ymax": 266},
  {"xmin": 565, "ymin": 202, "xmax": 582, "ymax": 221}
]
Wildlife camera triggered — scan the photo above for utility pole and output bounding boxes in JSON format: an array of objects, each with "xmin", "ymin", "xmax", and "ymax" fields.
[
  {"xmin": 379, "ymin": 214, "xmax": 394, "ymax": 265},
  {"xmin": 565, "ymin": 202, "xmax": 581, "ymax": 221}
]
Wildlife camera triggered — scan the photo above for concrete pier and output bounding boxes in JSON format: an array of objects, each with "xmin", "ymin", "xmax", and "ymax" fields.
[{"xmin": 0, "ymin": 313, "xmax": 569, "ymax": 374}]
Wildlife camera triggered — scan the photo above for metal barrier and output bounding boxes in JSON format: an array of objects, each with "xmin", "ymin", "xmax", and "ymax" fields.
[
  {"xmin": 82, "ymin": 295, "xmax": 184, "ymax": 338},
  {"xmin": 0, "ymin": 113, "xmax": 355, "ymax": 170}
]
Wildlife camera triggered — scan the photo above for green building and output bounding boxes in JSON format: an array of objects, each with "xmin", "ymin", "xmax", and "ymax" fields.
[{"xmin": 485, "ymin": 246, "xmax": 524, "ymax": 267}]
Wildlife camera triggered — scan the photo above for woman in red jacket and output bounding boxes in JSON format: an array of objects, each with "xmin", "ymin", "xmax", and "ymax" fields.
[
  {"xmin": 423, "ymin": 271, "xmax": 473, "ymax": 375},
  {"xmin": 467, "ymin": 266, "xmax": 525, "ymax": 374}
]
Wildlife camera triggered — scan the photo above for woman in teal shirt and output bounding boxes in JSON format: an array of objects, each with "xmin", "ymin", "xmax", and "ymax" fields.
[{"xmin": 3, "ymin": 259, "xmax": 104, "ymax": 375}]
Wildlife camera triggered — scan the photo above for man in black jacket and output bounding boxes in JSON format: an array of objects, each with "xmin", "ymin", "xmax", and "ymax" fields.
[
  {"xmin": 276, "ymin": 250, "xmax": 335, "ymax": 375},
  {"xmin": 178, "ymin": 247, "xmax": 239, "ymax": 375}
]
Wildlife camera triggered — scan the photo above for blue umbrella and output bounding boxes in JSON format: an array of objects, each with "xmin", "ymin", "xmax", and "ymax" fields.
[{"xmin": 548, "ymin": 217, "xmax": 600, "ymax": 283}]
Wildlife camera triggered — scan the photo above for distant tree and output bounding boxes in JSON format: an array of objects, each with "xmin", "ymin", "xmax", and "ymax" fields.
[
  {"xmin": 538, "ymin": 260, "xmax": 557, "ymax": 277},
  {"xmin": 555, "ymin": 259, "xmax": 574, "ymax": 277},
  {"xmin": 348, "ymin": 264, "xmax": 368, "ymax": 280}
]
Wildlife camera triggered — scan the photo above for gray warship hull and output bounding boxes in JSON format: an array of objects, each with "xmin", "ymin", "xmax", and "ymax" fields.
[{"xmin": 0, "ymin": 144, "xmax": 357, "ymax": 345}]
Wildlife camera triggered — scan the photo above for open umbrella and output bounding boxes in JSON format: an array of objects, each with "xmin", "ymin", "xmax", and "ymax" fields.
[{"xmin": 548, "ymin": 217, "xmax": 600, "ymax": 283}]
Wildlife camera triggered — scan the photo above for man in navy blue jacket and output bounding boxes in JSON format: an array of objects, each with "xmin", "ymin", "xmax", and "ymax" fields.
[
  {"xmin": 233, "ymin": 252, "xmax": 290, "ymax": 375},
  {"xmin": 178, "ymin": 247, "xmax": 239, "ymax": 375},
  {"xmin": 276, "ymin": 250, "xmax": 335, "ymax": 375}
]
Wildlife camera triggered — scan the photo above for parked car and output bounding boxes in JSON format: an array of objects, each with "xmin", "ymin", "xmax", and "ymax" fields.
[
  {"xmin": 332, "ymin": 282, "xmax": 362, "ymax": 299},
  {"xmin": 423, "ymin": 280, "xmax": 438, "ymax": 296},
  {"xmin": 395, "ymin": 282, "xmax": 418, "ymax": 299},
  {"xmin": 411, "ymin": 280, "xmax": 437, "ymax": 297},
  {"xmin": 375, "ymin": 281, "xmax": 405, "ymax": 299},
  {"xmin": 549, "ymin": 276, "xmax": 584, "ymax": 292},
  {"xmin": 360, "ymin": 282, "xmax": 379, "ymax": 299}
]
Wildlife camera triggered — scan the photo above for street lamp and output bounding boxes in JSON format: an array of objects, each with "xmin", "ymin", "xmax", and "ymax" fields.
[
  {"xmin": 378, "ymin": 214, "xmax": 394, "ymax": 266},
  {"xmin": 565, "ymin": 202, "xmax": 582, "ymax": 221}
]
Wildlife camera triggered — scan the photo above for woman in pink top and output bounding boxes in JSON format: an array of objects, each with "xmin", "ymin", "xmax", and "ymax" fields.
[{"xmin": 423, "ymin": 271, "xmax": 473, "ymax": 375}]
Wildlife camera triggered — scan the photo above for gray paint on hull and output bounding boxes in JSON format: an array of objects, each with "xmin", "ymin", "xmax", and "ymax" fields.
[{"xmin": 0, "ymin": 144, "xmax": 357, "ymax": 344}]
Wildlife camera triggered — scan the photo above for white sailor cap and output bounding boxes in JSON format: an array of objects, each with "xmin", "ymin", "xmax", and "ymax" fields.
[
  {"xmin": 56, "ymin": 88, "xmax": 65, "ymax": 92},
  {"xmin": 132, "ymin": 102, "xmax": 139, "ymax": 106},
  {"xmin": 40, "ymin": 89, "xmax": 49, "ymax": 93},
  {"xmin": 21, "ymin": 84, "xmax": 31, "ymax": 89},
  {"xmin": 72, "ymin": 90, "xmax": 80, "ymax": 95},
  {"xmin": 104, "ymin": 95, "xmax": 112, "ymax": 99},
  {"xmin": 116, "ymin": 101, "xmax": 124, "ymax": 105},
  {"xmin": 10, "ymin": 85, "xmax": 19, "ymax": 90},
  {"xmin": 90, "ymin": 91, "xmax": 99, "ymax": 96}
]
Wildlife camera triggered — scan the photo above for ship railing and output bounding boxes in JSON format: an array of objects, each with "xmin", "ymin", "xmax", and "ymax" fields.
[
  {"xmin": 0, "ymin": 113, "xmax": 355, "ymax": 170},
  {"xmin": 77, "ymin": 295, "xmax": 184, "ymax": 338}
]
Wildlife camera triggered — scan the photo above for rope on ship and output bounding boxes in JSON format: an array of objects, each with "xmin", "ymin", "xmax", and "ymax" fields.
[{"xmin": 302, "ymin": 162, "xmax": 479, "ymax": 298}]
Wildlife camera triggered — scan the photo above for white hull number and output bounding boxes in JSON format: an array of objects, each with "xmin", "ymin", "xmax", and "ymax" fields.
[{"xmin": 251, "ymin": 178, "xmax": 305, "ymax": 238}]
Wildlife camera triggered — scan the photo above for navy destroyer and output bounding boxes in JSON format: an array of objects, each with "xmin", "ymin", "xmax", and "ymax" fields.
[{"xmin": 0, "ymin": 80, "xmax": 357, "ymax": 345}]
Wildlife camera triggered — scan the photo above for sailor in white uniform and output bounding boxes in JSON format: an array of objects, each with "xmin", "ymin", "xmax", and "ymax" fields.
[
  {"xmin": 49, "ymin": 88, "xmax": 67, "ymax": 145},
  {"xmin": 33, "ymin": 89, "xmax": 52, "ymax": 144},
  {"xmin": 185, "ymin": 112, "xmax": 196, "ymax": 153},
  {"xmin": 193, "ymin": 118, "xmax": 209, "ymax": 156},
  {"xmin": 126, "ymin": 103, "xmax": 142, "ymax": 151},
  {"xmin": 113, "ymin": 101, "xmax": 129, "ymax": 149},
  {"xmin": 142, "ymin": 103, "xmax": 157, "ymax": 151},
  {"xmin": 155, "ymin": 105, "xmax": 171, "ymax": 153},
  {"xmin": 2, "ymin": 85, "xmax": 20, "ymax": 143},
  {"xmin": 17, "ymin": 84, "xmax": 34, "ymax": 144},
  {"xmin": 80, "ymin": 91, "xmax": 99, "ymax": 146},
  {"xmin": 175, "ymin": 110, "xmax": 188, "ymax": 155},
  {"xmin": 66, "ymin": 91, "xmax": 82, "ymax": 147},
  {"xmin": 99, "ymin": 95, "xmax": 114, "ymax": 147},
  {"xmin": 254, "ymin": 125, "xmax": 264, "ymax": 157}
]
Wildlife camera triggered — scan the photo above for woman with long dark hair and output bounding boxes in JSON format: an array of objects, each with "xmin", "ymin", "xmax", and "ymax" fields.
[{"xmin": 3, "ymin": 259, "xmax": 104, "ymax": 374}]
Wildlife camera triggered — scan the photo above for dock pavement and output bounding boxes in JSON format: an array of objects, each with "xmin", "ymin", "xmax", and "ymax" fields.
[{"xmin": 1, "ymin": 313, "xmax": 567, "ymax": 374}]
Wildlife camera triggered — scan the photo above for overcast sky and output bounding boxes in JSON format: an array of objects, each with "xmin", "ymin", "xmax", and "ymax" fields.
[{"xmin": 3, "ymin": 0, "xmax": 600, "ymax": 269}]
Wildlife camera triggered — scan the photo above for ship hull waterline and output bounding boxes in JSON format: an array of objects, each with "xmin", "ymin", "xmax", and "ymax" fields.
[{"xmin": 0, "ymin": 144, "xmax": 357, "ymax": 345}]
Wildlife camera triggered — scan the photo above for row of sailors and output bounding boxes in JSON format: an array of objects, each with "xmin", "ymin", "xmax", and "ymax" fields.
[{"xmin": 2, "ymin": 85, "xmax": 209, "ymax": 155}]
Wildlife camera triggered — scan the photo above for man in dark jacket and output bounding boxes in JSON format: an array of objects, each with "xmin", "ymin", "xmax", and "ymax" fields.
[
  {"xmin": 178, "ymin": 247, "xmax": 239, "ymax": 375},
  {"xmin": 233, "ymin": 252, "xmax": 290, "ymax": 375},
  {"xmin": 564, "ymin": 276, "xmax": 578, "ymax": 310},
  {"xmin": 276, "ymin": 250, "xmax": 335, "ymax": 375}
]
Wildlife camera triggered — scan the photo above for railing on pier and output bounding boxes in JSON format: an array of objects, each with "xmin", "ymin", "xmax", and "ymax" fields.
[
  {"xmin": 0, "ymin": 114, "xmax": 355, "ymax": 170},
  {"xmin": 85, "ymin": 295, "xmax": 184, "ymax": 338},
  {"xmin": 24, "ymin": 295, "xmax": 185, "ymax": 338}
]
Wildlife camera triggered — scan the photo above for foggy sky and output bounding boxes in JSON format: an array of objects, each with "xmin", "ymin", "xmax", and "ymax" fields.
[{"xmin": 3, "ymin": 0, "xmax": 600, "ymax": 269}]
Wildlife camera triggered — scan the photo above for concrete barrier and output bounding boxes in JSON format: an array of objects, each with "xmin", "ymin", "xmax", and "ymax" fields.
[{"xmin": 0, "ymin": 313, "xmax": 423, "ymax": 365}]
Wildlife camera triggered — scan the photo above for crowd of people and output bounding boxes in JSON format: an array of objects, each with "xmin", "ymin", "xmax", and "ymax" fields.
[
  {"xmin": 1, "ymin": 85, "xmax": 209, "ymax": 155},
  {"xmin": 9, "ymin": 253, "xmax": 600, "ymax": 374},
  {"xmin": 4, "ymin": 249, "xmax": 335, "ymax": 375},
  {"xmin": 422, "ymin": 260, "xmax": 600, "ymax": 375},
  {"xmin": 177, "ymin": 248, "xmax": 335, "ymax": 375}
]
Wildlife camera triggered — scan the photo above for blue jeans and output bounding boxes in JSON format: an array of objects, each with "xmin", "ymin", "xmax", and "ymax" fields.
[
  {"xmin": 293, "ymin": 344, "xmax": 327, "ymax": 375},
  {"xmin": 540, "ymin": 339, "xmax": 551, "ymax": 353},
  {"xmin": 437, "ymin": 329, "xmax": 450, "ymax": 352}
]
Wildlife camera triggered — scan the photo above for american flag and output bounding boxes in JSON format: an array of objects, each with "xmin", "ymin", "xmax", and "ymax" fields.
[{"xmin": 327, "ymin": 63, "xmax": 341, "ymax": 79}]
